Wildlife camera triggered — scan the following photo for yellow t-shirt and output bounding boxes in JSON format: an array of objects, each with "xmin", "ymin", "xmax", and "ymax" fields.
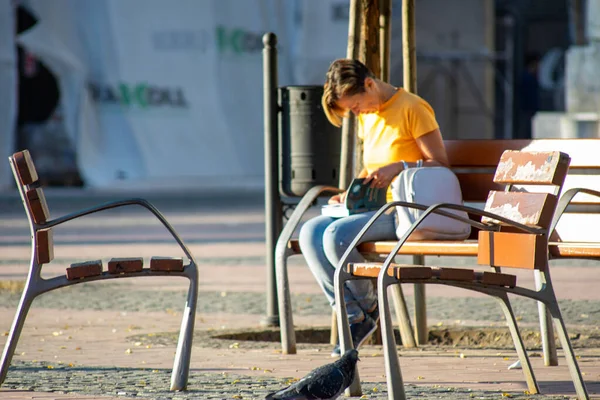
[{"xmin": 357, "ymin": 88, "xmax": 440, "ymax": 201}]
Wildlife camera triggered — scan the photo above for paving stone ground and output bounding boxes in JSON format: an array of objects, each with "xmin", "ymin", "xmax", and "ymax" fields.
[
  {"xmin": 2, "ymin": 266, "xmax": 599, "ymax": 399},
  {"xmin": 0, "ymin": 189, "xmax": 599, "ymax": 399}
]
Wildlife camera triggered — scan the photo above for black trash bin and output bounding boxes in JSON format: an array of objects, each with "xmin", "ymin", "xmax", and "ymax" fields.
[{"xmin": 279, "ymin": 85, "xmax": 342, "ymax": 198}]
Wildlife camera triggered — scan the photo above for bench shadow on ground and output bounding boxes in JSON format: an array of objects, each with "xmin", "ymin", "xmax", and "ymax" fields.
[{"xmin": 127, "ymin": 325, "xmax": 600, "ymax": 351}]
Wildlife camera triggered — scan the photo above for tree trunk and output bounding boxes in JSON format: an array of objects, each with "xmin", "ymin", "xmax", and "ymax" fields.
[
  {"xmin": 354, "ymin": 0, "xmax": 381, "ymax": 175},
  {"xmin": 359, "ymin": 0, "xmax": 381, "ymax": 77},
  {"xmin": 402, "ymin": 0, "xmax": 417, "ymax": 93},
  {"xmin": 379, "ymin": 0, "xmax": 392, "ymax": 83},
  {"xmin": 339, "ymin": 0, "xmax": 361, "ymax": 189}
]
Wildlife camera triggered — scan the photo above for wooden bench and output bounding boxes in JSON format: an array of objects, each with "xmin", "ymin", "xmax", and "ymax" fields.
[
  {"xmin": 0, "ymin": 150, "xmax": 200, "ymax": 392},
  {"xmin": 334, "ymin": 149, "xmax": 588, "ymax": 399},
  {"xmin": 275, "ymin": 139, "xmax": 600, "ymax": 363}
]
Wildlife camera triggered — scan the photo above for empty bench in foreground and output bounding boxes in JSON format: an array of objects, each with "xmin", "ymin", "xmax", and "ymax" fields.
[{"xmin": 0, "ymin": 150, "xmax": 200, "ymax": 392}]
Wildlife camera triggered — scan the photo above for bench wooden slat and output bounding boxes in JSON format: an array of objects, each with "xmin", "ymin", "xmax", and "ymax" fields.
[
  {"xmin": 445, "ymin": 139, "xmax": 600, "ymax": 169},
  {"xmin": 12, "ymin": 150, "xmax": 38, "ymax": 185},
  {"xmin": 348, "ymin": 262, "xmax": 513, "ymax": 287},
  {"xmin": 494, "ymin": 151, "xmax": 569, "ymax": 186},
  {"xmin": 150, "ymin": 256, "xmax": 184, "ymax": 272},
  {"xmin": 25, "ymin": 188, "xmax": 50, "ymax": 224},
  {"xmin": 66, "ymin": 260, "xmax": 103, "ymax": 280},
  {"xmin": 108, "ymin": 258, "xmax": 143, "ymax": 274},
  {"xmin": 357, "ymin": 240, "xmax": 480, "ymax": 256},
  {"xmin": 36, "ymin": 229, "xmax": 54, "ymax": 264},
  {"xmin": 478, "ymin": 231, "xmax": 547, "ymax": 270},
  {"xmin": 297, "ymin": 238, "xmax": 600, "ymax": 263},
  {"xmin": 395, "ymin": 266, "xmax": 433, "ymax": 280},
  {"xmin": 432, "ymin": 267, "xmax": 475, "ymax": 281},
  {"xmin": 291, "ymin": 239, "xmax": 480, "ymax": 257},
  {"xmin": 293, "ymin": 234, "xmax": 599, "ymax": 267},
  {"xmin": 445, "ymin": 140, "xmax": 533, "ymax": 167},
  {"xmin": 289, "ymin": 239, "xmax": 301, "ymax": 254},
  {"xmin": 347, "ymin": 263, "xmax": 434, "ymax": 280},
  {"xmin": 347, "ymin": 262, "xmax": 394, "ymax": 277},
  {"xmin": 475, "ymin": 271, "xmax": 517, "ymax": 287},
  {"xmin": 482, "ymin": 191, "xmax": 557, "ymax": 228},
  {"xmin": 549, "ymin": 242, "xmax": 600, "ymax": 258}
]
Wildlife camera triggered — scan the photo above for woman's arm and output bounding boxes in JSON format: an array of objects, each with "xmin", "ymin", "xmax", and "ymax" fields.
[
  {"xmin": 365, "ymin": 129, "xmax": 450, "ymax": 187},
  {"xmin": 414, "ymin": 128, "xmax": 449, "ymax": 167},
  {"xmin": 364, "ymin": 129, "xmax": 449, "ymax": 188}
]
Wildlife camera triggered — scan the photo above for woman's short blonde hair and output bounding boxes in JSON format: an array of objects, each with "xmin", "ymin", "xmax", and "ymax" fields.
[{"xmin": 322, "ymin": 58, "xmax": 374, "ymax": 127}]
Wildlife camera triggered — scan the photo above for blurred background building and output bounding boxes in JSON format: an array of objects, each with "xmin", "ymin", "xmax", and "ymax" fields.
[{"xmin": 0, "ymin": 0, "xmax": 591, "ymax": 191}]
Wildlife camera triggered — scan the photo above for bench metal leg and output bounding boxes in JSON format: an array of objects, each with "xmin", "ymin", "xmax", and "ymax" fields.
[
  {"xmin": 412, "ymin": 255, "xmax": 428, "ymax": 345},
  {"xmin": 534, "ymin": 270, "xmax": 558, "ymax": 366},
  {"xmin": 274, "ymin": 186, "xmax": 342, "ymax": 355},
  {"xmin": 0, "ymin": 255, "xmax": 197, "ymax": 392},
  {"xmin": 495, "ymin": 293, "xmax": 539, "ymax": 394},
  {"xmin": 330, "ymin": 310, "xmax": 338, "ymax": 345},
  {"xmin": 380, "ymin": 281, "xmax": 407, "ymax": 400},
  {"xmin": 390, "ymin": 285, "xmax": 416, "ymax": 348},
  {"xmin": 413, "ymin": 283, "xmax": 427, "ymax": 345},
  {"xmin": 546, "ymin": 299, "xmax": 589, "ymax": 399},
  {"xmin": 169, "ymin": 265, "xmax": 199, "ymax": 391},
  {"xmin": 275, "ymin": 248, "xmax": 296, "ymax": 355},
  {"xmin": 334, "ymin": 271, "xmax": 362, "ymax": 397},
  {"xmin": 0, "ymin": 275, "xmax": 38, "ymax": 386}
]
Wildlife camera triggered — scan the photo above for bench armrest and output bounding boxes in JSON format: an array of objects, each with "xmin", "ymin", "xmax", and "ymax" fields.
[
  {"xmin": 43, "ymin": 198, "xmax": 197, "ymax": 264},
  {"xmin": 378, "ymin": 202, "xmax": 548, "ymax": 279},
  {"xmin": 550, "ymin": 187, "xmax": 600, "ymax": 237},
  {"xmin": 275, "ymin": 185, "xmax": 343, "ymax": 259},
  {"xmin": 334, "ymin": 200, "xmax": 545, "ymax": 280},
  {"xmin": 334, "ymin": 201, "xmax": 484, "ymax": 274}
]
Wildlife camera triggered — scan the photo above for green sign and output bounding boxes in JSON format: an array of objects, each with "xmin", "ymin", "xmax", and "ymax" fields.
[
  {"xmin": 216, "ymin": 25, "xmax": 263, "ymax": 54},
  {"xmin": 90, "ymin": 82, "xmax": 189, "ymax": 109}
]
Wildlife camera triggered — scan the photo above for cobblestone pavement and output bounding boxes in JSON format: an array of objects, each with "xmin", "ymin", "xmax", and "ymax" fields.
[
  {"xmin": 1, "ymin": 189, "xmax": 599, "ymax": 399},
  {"xmin": 2, "ymin": 274, "xmax": 599, "ymax": 399},
  {"xmin": 3, "ymin": 360, "xmax": 578, "ymax": 400},
  {"xmin": 2, "ymin": 280, "xmax": 600, "ymax": 327}
]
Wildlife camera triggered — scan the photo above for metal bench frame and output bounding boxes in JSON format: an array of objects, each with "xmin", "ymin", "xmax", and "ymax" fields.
[
  {"xmin": 334, "ymin": 150, "xmax": 589, "ymax": 399},
  {"xmin": 0, "ymin": 150, "xmax": 199, "ymax": 391}
]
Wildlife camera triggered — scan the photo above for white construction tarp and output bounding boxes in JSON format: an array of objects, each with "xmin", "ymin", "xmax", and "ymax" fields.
[
  {"xmin": 12, "ymin": 0, "xmax": 374, "ymax": 189},
  {"xmin": 1, "ymin": 1, "xmax": 497, "ymax": 189}
]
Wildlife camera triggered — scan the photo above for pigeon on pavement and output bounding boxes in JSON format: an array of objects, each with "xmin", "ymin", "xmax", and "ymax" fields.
[{"xmin": 264, "ymin": 349, "xmax": 360, "ymax": 400}]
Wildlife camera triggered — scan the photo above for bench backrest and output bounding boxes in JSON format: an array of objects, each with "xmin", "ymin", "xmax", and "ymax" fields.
[
  {"xmin": 445, "ymin": 139, "xmax": 600, "ymax": 242},
  {"xmin": 476, "ymin": 150, "xmax": 569, "ymax": 270},
  {"xmin": 9, "ymin": 150, "xmax": 54, "ymax": 265}
]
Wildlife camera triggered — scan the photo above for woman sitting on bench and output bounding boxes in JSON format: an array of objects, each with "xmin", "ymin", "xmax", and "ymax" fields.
[{"xmin": 299, "ymin": 58, "xmax": 449, "ymax": 357}]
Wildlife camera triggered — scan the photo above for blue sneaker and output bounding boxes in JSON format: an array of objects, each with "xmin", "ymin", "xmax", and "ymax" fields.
[{"xmin": 331, "ymin": 313, "xmax": 378, "ymax": 357}]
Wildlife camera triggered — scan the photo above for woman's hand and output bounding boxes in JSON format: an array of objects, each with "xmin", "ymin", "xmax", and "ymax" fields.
[
  {"xmin": 364, "ymin": 162, "xmax": 403, "ymax": 189},
  {"xmin": 328, "ymin": 191, "xmax": 348, "ymax": 204}
]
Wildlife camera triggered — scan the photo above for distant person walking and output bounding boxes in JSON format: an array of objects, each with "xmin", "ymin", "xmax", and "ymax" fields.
[{"xmin": 518, "ymin": 52, "xmax": 541, "ymax": 139}]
